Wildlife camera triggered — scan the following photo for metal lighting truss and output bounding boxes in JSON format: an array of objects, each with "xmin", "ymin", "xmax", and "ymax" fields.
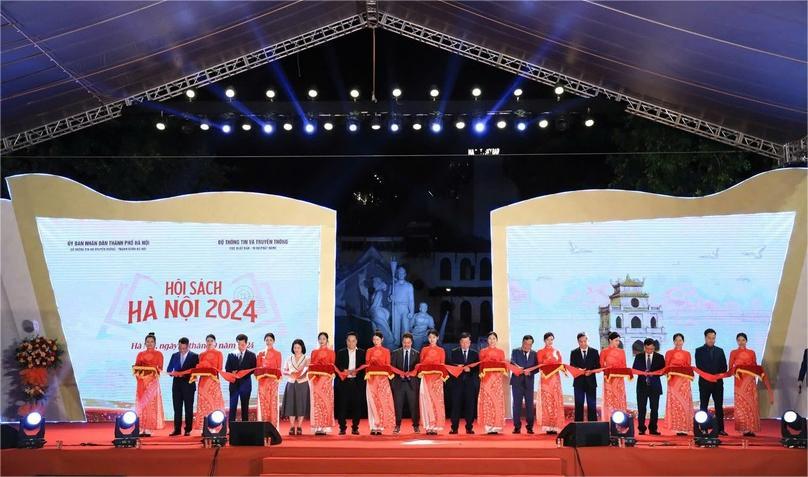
[
  {"xmin": 1, "ymin": 14, "xmax": 366, "ymax": 155},
  {"xmin": 378, "ymin": 12, "xmax": 786, "ymax": 160}
]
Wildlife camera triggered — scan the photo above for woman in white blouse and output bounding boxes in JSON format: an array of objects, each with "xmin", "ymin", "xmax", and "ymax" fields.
[{"xmin": 281, "ymin": 339, "xmax": 310, "ymax": 435}]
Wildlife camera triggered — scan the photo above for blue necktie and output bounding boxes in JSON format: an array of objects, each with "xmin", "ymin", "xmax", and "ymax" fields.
[{"xmin": 180, "ymin": 353, "xmax": 185, "ymax": 368}]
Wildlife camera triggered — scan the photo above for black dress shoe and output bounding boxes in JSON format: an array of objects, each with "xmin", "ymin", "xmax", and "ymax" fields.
[
  {"xmin": 512, "ymin": 428, "xmax": 521, "ymax": 434},
  {"xmin": 638, "ymin": 429, "xmax": 646, "ymax": 435},
  {"xmin": 352, "ymin": 429, "xmax": 360, "ymax": 435},
  {"xmin": 289, "ymin": 429, "xmax": 296, "ymax": 436},
  {"xmin": 546, "ymin": 430, "xmax": 557, "ymax": 435},
  {"xmin": 526, "ymin": 429, "xmax": 535, "ymax": 435},
  {"xmin": 466, "ymin": 429, "xmax": 475, "ymax": 434},
  {"xmin": 719, "ymin": 431, "xmax": 728, "ymax": 436},
  {"xmin": 676, "ymin": 432, "xmax": 688, "ymax": 436},
  {"xmin": 140, "ymin": 433, "xmax": 152, "ymax": 437},
  {"xmin": 393, "ymin": 426, "xmax": 401, "ymax": 434},
  {"xmin": 413, "ymin": 426, "xmax": 420, "ymax": 433},
  {"xmin": 449, "ymin": 429, "xmax": 458, "ymax": 435},
  {"xmin": 743, "ymin": 432, "xmax": 756, "ymax": 437},
  {"xmin": 339, "ymin": 429, "xmax": 346, "ymax": 435},
  {"xmin": 169, "ymin": 431, "xmax": 181, "ymax": 437}
]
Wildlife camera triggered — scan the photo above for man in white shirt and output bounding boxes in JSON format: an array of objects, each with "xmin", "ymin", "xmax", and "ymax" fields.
[{"xmin": 336, "ymin": 332, "xmax": 366, "ymax": 435}]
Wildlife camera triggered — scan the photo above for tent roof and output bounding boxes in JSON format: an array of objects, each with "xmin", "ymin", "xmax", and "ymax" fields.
[{"xmin": 1, "ymin": 1, "xmax": 805, "ymax": 151}]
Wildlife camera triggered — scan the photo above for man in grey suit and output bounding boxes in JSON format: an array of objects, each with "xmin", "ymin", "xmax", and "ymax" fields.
[
  {"xmin": 510, "ymin": 335, "xmax": 538, "ymax": 434},
  {"xmin": 392, "ymin": 332, "xmax": 420, "ymax": 434}
]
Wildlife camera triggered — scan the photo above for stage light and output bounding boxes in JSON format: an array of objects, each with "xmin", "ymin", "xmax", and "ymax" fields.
[
  {"xmin": 350, "ymin": 89, "xmax": 360, "ymax": 100},
  {"xmin": 200, "ymin": 122, "xmax": 210, "ymax": 131},
  {"xmin": 241, "ymin": 123, "xmax": 252, "ymax": 131},
  {"xmin": 513, "ymin": 88, "xmax": 523, "ymax": 98},
  {"xmin": 584, "ymin": 118, "xmax": 595, "ymax": 127},
  {"xmin": 347, "ymin": 116, "xmax": 359, "ymax": 133},
  {"xmin": 609, "ymin": 411, "xmax": 636, "ymax": 447},
  {"xmin": 113, "ymin": 410, "xmax": 140, "ymax": 448},
  {"xmin": 18, "ymin": 412, "xmax": 46, "ymax": 448},
  {"xmin": 429, "ymin": 87, "xmax": 439, "ymax": 99},
  {"xmin": 155, "ymin": 121, "xmax": 166, "ymax": 131},
  {"xmin": 553, "ymin": 84, "xmax": 564, "ymax": 96},
  {"xmin": 265, "ymin": 89, "xmax": 276, "ymax": 100},
  {"xmin": 781, "ymin": 410, "xmax": 807, "ymax": 448},
  {"xmin": 307, "ymin": 88, "xmax": 318, "ymax": 99},
  {"xmin": 471, "ymin": 87, "xmax": 482, "ymax": 98},
  {"xmin": 392, "ymin": 87, "xmax": 402, "ymax": 98},
  {"xmin": 516, "ymin": 119, "xmax": 528, "ymax": 131},
  {"xmin": 495, "ymin": 119, "xmax": 507, "ymax": 129},
  {"xmin": 455, "ymin": 118, "xmax": 466, "ymax": 130},
  {"xmin": 538, "ymin": 118, "xmax": 549, "ymax": 129},
  {"xmin": 389, "ymin": 116, "xmax": 401, "ymax": 133},
  {"xmin": 282, "ymin": 121, "xmax": 293, "ymax": 131},
  {"xmin": 412, "ymin": 121, "xmax": 423, "ymax": 131},
  {"xmin": 323, "ymin": 121, "xmax": 334, "ymax": 131},
  {"xmin": 262, "ymin": 122, "xmax": 274, "ymax": 134},
  {"xmin": 225, "ymin": 87, "xmax": 236, "ymax": 99},
  {"xmin": 371, "ymin": 115, "xmax": 382, "ymax": 131},
  {"xmin": 185, "ymin": 89, "xmax": 196, "ymax": 99},
  {"xmin": 430, "ymin": 118, "xmax": 442, "ymax": 133},
  {"xmin": 221, "ymin": 124, "xmax": 232, "ymax": 134},
  {"xmin": 304, "ymin": 122, "xmax": 316, "ymax": 134},
  {"xmin": 693, "ymin": 410, "xmax": 720, "ymax": 447},
  {"xmin": 202, "ymin": 410, "xmax": 228, "ymax": 447},
  {"xmin": 473, "ymin": 118, "xmax": 486, "ymax": 134}
]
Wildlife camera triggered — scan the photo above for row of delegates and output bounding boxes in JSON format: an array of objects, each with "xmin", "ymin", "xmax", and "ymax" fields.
[
  {"xmin": 332, "ymin": 329, "xmax": 446, "ymax": 435},
  {"xmin": 281, "ymin": 332, "xmax": 336, "ymax": 436},
  {"xmin": 510, "ymin": 333, "xmax": 565, "ymax": 435},
  {"xmin": 572, "ymin": 328, "xmax": 769, "ymax": 437}
]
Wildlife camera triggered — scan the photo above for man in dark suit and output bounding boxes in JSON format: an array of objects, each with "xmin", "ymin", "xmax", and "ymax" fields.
[
  {"xmin": 449, "ymin": 332, "xmax": 479, "ymax": 434},
  {"xmin": 335, "ymin": 331, "xmax": 365, "ymax": 435},
  {"xmin": 632, "ymin": 338, "xmax": 665, "ymax": 435},
  {"xmin": 695, "ymin": 328, "xmax": 728, "ymax": 435},
  {"xmin": 166, "ymin": 337, "xmax": 199, "ymax": 436},
  {"xmin": 391, "ymin": 332, "xmax": 420, "ymax": 434},
  {"xmin": 225, "ymin": 334, "xmax": 257, "ymax": 422},
  {"xmin": 510, "ymin": 334, "xmax": 537, "ymax": 434},
  {"xmin": 570, "ymin": 332, "xmax": 599, "ymax": 422}
]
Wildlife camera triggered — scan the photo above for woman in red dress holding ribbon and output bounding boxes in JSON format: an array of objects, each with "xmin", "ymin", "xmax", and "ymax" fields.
[
  {"xmin": 419, "ymin": 329, "xmax": 446, "ymax": 435},
  {"xmin": 537, "ymin": 332, "xmax": 565, "ymax": 434},
  {"xmin": 663, "ymin": 333, "xmax": 693, "ymax": 435},
  {"xmin": 194, "ymin": 334, "xmax": 224, "ymax": 430},
  {"xmin": 256, "ymin": 332, "xmax": 282, "ymax": 428},
  {"xmin": 730, "ymin": 332, "xmax": 770, "ymax": 436},
  {"xmin": 366, "ymin": 331, "xmax": 395, "ymax": 435},
  {"xmin": 134, "ymin": 332, "xmax": 164, "ymax": 435},
  {"xmin": 600, "ymin": 332, "xmax": 628, "ymax": 422},
  {"xmin": 478, "ymin": 331, "xmax": 507, "ymax": 434},
  {"xmin": 309, "ymin": 332, "xmax": 336, "ymax": 435}
]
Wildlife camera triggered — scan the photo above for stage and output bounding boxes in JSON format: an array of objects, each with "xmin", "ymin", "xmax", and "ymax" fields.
[{"xmin": 1, "ymin": 420, "xmax": 805, "ymax": 476}]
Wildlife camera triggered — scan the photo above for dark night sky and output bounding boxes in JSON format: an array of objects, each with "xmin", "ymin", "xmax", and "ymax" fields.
[{"xmin": 1, "ymin": 29, "xmax": 773, "ymax": 241}]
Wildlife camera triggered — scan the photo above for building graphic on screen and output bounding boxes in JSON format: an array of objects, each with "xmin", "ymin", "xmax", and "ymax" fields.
[{"xmin": 598, "ymin": 275, "xmax": 666, "ymax": 354}]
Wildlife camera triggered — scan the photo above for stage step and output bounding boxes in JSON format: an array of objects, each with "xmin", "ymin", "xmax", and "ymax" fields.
[{"xmin": 261, "ymin": 456, "xmax": 563, "ymax": 476}]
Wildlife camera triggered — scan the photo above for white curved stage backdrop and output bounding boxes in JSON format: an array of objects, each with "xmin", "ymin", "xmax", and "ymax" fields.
[
  {"xmin": 36, "ymin": 218, "xmax": 322, "ymax": 416},
  {"xmin": 2, "ymin": 174, "xmax": 336, "ymax": 422}
]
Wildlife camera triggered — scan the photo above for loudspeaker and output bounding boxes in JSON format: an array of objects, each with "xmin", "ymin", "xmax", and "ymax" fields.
[
  {"xmin": 558, "ymin": 422, "xmax": 610, "ymax": 447},
  {"xmin": 229, "ymin": 421, "xmax": 282, "ymax": 446},
  {"xmin": 1, "ymin": 424, "xmax": 18, "ymax": 449}
]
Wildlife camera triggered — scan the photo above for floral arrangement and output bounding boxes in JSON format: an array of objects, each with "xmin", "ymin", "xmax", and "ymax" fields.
[{"xmin": 14, "ymin": 336, "xmax": 63, "ymax": 413}]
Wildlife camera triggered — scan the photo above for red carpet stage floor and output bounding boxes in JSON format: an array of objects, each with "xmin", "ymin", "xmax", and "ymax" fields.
[{"xmin": 2, "ymin": 420, "xmax": 805, "ymax": 476}]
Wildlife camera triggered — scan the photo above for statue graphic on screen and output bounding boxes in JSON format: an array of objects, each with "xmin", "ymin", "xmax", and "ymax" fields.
[
  {"xmin": 390, "ymin": 266, "xmax": 414, "ymax": 346},
  {"xmin": 410, "ymin": 302, "xmax": 435, "ymax": 350},
  {"xmin": 370, "ymin": 277, "xmax": 395, "ymax": 346}
]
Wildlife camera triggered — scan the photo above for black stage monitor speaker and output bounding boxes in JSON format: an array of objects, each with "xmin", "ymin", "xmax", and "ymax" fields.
[
  {"xmin": 558, "ymin": 422, "xmax": 610, "ymax": 447},
  {"xmin": 1, "ymin": 424, "xmax": 18, "ymax": 449},
  {"xmin": 229, "ymin": 421, "xmax": 282, "ymax": 446}
]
